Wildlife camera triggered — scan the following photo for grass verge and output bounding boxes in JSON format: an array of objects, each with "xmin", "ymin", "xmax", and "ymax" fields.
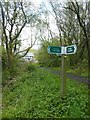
[
  {"xmin": 53, "ymin": 66, "xmax": 88, "ymax": 77},
  {"xmin": 2, "ymin": 64, "xmax": 89, "ymax": 118}
]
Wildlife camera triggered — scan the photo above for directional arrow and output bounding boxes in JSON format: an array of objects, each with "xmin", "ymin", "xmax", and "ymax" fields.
[
  {"xmin": 65, "ymin": 44, "xmax": 77, "ymax": 54},
  {"xmin": 47, "ymin": 46, "xmax": 62, "ymax": 55},
  {"xmin": 47, "ymin": 45, "xmax": 77, "ymax": 55}
]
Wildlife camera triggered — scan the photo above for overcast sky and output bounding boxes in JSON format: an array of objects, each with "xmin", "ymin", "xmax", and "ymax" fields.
[
  {"xmin": 21, "ymin": 0, "xmax": 89, "ymax": 50},
  {"xmin": 21, "ymin": 0, "xmax": 57, "ymax": 50},
  {"xmin": 4, "ymin": 0, "xmax": 89, "ymax": 50}
]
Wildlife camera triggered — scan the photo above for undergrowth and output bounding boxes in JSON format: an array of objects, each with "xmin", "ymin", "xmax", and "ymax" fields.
[{"xmin": 2, "ymin": 63, "xmax": 89, "ymax": 118}]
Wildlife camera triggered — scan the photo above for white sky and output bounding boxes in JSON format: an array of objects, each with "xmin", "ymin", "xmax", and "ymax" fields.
[{"xmin": 21, "ymin": 0, "xmax": 58, "ymax": 50}]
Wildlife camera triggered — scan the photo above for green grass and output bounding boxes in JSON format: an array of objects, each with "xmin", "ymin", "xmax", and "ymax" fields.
[
  {"xmin": 53, "ymin": 66, "xmax": 88, "ymax": 77},
  {"xmin": 2, "ymin": 64, "xmax": 89, "ymax": 118},
  {"xmin": 67, "ymin": 67, "xmax": 88, "ymax": 77}
]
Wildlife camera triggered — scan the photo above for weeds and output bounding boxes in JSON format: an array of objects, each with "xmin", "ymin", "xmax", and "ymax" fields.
[{"xmin": 2, "ymin": 65, "xmax": 88, "ymax": 118}]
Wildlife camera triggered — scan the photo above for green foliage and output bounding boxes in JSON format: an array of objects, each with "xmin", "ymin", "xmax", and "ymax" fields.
[
  {"xmin": 1, "ymin": 47, "xmax": 19, "ymax": 85},
  {"xmin": 2, "ymin": 47, "xmax": 7, "ymax": 69},
  {"xmin": 2, "ymin": 67, "xmax": 88, "ymax": 118},
  {"xmin": 26, "ymin": 63, "xmax": 36, "ymax": 72},
  {"xmin": 2, "ymin": 66, "xmax": 18, "ymax": 86},
  {"xmin": 66, "ymin": 58, "xmax": 88, "ymax": 77},
  {"xmin": 36, "ymin": 38, "xmax": 61, "ymax": 67},
  {"xmin": 2, "ymin": 56, "xmax": 21, "ymax": 86}
]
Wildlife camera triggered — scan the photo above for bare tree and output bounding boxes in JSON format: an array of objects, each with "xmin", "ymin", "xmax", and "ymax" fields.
[
  {"xmin": 0, "ymin": 1, "xmax": 35, "ymax": 69},
  {"xmin": 64, "ymin": 0, "xmax": 90, "ymax": 79}
]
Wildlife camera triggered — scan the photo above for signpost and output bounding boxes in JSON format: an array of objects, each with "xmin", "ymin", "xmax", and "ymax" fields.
[
  {"xmin": 47, "ymin": 46, "xmax": 62, "ymax": 55},
  {"xmin": 47, "ymin": 45, "xmax": 77, "ymax": 55},
  {"xmin": 47, "ymin": 44, "xmax": 77, "ymax": 96}
]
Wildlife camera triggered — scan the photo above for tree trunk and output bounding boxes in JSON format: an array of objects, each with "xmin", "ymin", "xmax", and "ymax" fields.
[
  {"xmin": 61, "ymin": 55, "xmax": 66, "ymax": 96},
  {"xmin": 6, "ymin": 47, "xmax": 13, "ymax": 69}
]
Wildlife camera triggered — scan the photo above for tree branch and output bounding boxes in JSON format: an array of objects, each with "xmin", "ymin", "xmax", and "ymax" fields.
[
  {"xmin": 64, "ymin": 1, "xmax": 88, "ymax": 41},
  {"xmin": 15, "ymin": 37, "xmax": 37, "ymax": 58},
  {"xmin": 12, "ymin": 2, "xmax": 27, "ymax": 41},
  {"xmin": 0, "ymin": 2, "xmax": 7, "ymax": 41},
  {"xmin": 0, "ymin": 2, "xmax": 8, "ymax": 51}
]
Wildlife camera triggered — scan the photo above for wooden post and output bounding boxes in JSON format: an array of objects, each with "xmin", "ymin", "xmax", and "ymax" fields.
[{"xmin": 61, "ymin": 54, "xmax": 66, "ymax": 96}]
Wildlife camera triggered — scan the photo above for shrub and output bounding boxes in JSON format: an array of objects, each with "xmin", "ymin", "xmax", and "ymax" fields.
[
  {"xmin": 2, "ymin": 47, "xmax": 7, "ymax": 69},
  {"xmin": 2, "ymin": 68, "xmax": 11, "ymax": 85},
  {"xmin": 26, "ymin": 63, "xmax": 36, "ymax": 72}
]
